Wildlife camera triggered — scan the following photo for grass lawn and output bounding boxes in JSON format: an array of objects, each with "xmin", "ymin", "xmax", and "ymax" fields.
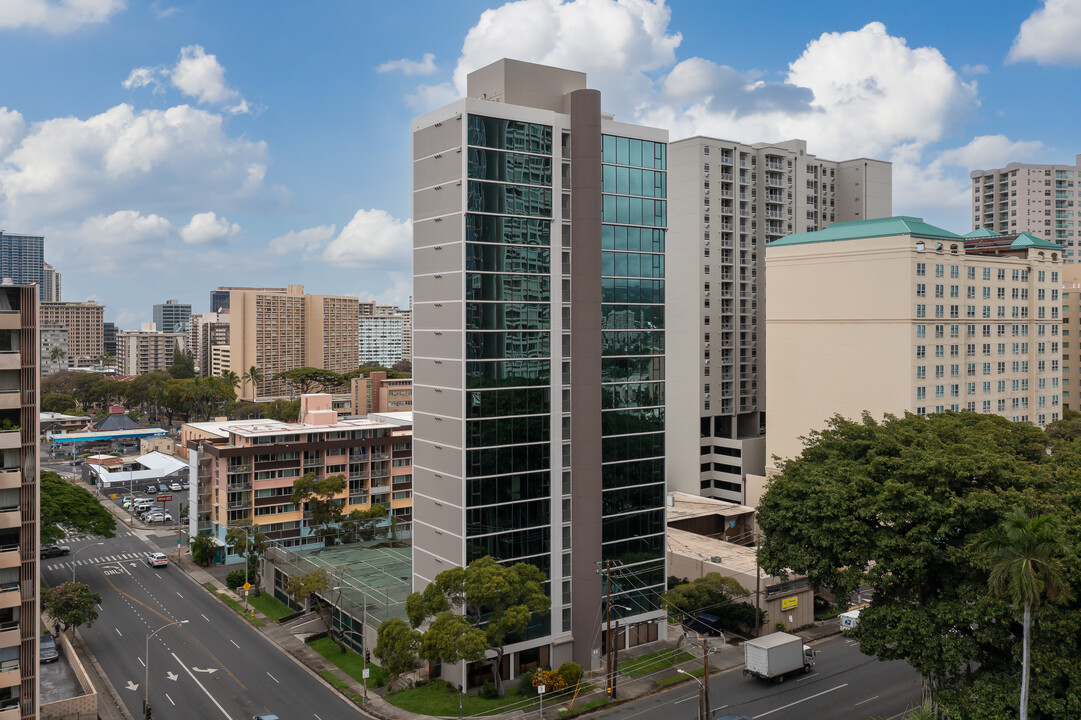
[
  {"xmin": 619, "ymin": 649, "xmax": 694, "ymax": 678},
  {"xmin": 308, "ymin": 637, "xmax": 389, "ymax": 688},
  {"xmin": 320, "ymin": 670, "xmax": 365, "ymax": 705},
  {"xmin": 559, "ymin": 697, "xmax": 610, "ymax": 718},
  {"xmin": 203, "ymin": 581, "xmax": 265, "ymax": 626},
  {"xmin": 656, "ymin": 666, "xmax": 704, "ymax": 687},
  {"xmin": 386, "ymin": 680, "xmax": 535, "ymax": 716},
  {"xmin": 247, "ymin": 593, "xmax": 293, "ymax": 622}
]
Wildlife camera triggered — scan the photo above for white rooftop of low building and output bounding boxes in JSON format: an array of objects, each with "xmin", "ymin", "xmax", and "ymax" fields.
[
  {"xmin": 369, "ymin": 411, "xmax": 413, "ymax": 426},
  {"xmin": 183, "ymin": 414, "xmax": 401, "ymax": 440},
  {"xmin": 666, "ymin": 491, "xmax": 754, "ymax": 522}
]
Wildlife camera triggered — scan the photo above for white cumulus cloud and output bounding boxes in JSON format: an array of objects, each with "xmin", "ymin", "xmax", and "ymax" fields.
[
  {"xmin": 122, "ymin": 66, "xmax": 163, "ymax": 92},
  {"xmin": 937, "ymin": 135, "xmax": 1044, "ymax": 170},
  {"xmin": 322, "ymin": 209, "xmax": 411, "ymax": 267},
  {"xmin": 0, "ymin": 0, "xmax": 125, "ymax": 34},
  {"xmin": 378, "ymin": 52, "xmax": 439, "ymax": 76},
  {"xmin": 180, "ymin": 211, "xmax": 240, "ymax": 244},
  {"xmin": 268, "ymin": 224, "xmax": 337, "ymax": 255},
  {"xmin": 0, "ymin": 108, "xmax": 26, "ymax": 159},
  {"xmin": 169, "ymin": 45, "xmax": 250, "ymax": 114},
  {"xmin": 0, "ymin": 103, "xmax": 267, "ymax": 227},
  {"xmin": 79, "ymin": 210, "xmax": 171, "ymax": 245},
  {"xmin": 1009, "ymin": 0, "xmax": 1081, "ymax": 65}
]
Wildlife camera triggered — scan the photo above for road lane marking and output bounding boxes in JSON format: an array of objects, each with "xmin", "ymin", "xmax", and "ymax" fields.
[
  {"xmin": 201, "ymin": 614, "xmax": 210, "ymax": 622},
  {"xmin": 176, "ymin": 591, "xmax": 184, "ymax": 598},
  {"xmin": 753, "ymin": 683, "xmax": 849, "ymax": 718},
  {"xmin": 115, "ymin": 628, "xmax": 122, "ymax": 637},
  {"xmin": 167, "ymin": 671, "xmax": 178, "ymax": 681},
  {"xmin": 855, "ymin": 695, "xmax": 880, "ymax": 707},
  {"xmin": 138, "ymin": 657, "xmax": 145, "ymax": 668},
  {"xmin": 230, "ymin": 640, "xmax": 239, "ymax": 649},
  {"xmin": 166, "ymin": 693, "xmax": 175, "ymax": 706},
  {"xmin": 171, "ymin": 652, "xmax": 233, "ymax": 720},
  {"xmin": 267, "ymin": 671, "xmax": 279, "ymax": 684},
  {"xmin": 674, "ymin": 695, "xmax": 697, "ymax": 704},
  {"xmin": 314, "ymin": 715, "xmax": 323, "ymax": 720},
  {"xmin": 125, "ymin": 680, "xmax": 139, "ymax": 691}
]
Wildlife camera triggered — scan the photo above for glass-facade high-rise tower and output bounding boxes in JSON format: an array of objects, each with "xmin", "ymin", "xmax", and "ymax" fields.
[
  {"xmin": 0, "ymin": 232, "xmax": 44, "ymax": 301},
  {"xmin": 412, "ymin": 59, "xmax": 667, "ymax": 686}
]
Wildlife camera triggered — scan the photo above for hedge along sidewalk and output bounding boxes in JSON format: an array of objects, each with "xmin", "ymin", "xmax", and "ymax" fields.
[
  {"xmin": 202, "ymin": 581, "xmax": 265, "ymax": 627},
  {"xmin": 307, "ymin": 636, "xmax": 390, "ymax": 688}
]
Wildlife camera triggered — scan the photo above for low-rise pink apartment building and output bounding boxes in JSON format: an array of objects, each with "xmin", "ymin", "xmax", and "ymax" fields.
[{"xmin": 181, "ymin": 394, "xmax": 412, "ymax": 561}]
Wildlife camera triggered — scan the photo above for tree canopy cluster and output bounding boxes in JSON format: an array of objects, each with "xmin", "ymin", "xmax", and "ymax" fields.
[
  {"xmin": 757, "ymin": 410, "xmax": 1081, "ymax": 719},
  {"xmin": 41, "ymin": 471, "xmax": 116, "ymax": 544}
]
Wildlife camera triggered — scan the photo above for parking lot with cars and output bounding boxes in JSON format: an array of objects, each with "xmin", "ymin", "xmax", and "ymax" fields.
[{"xmin": 103, "ymin": 479, "xmax": 188, "ymax": 527}]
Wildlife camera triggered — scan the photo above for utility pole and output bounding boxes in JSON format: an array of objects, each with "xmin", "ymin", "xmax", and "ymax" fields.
[
  {"xmin": 702, "ymin": 637, "xmax": 711, "ymax": 720},
  {"xmin": 604, "ymin": 559, "xmax": 613, "ymax": 699},
  {"xmin": 754, "ymin": 531, "xmax": 762, "ymax": 639}
]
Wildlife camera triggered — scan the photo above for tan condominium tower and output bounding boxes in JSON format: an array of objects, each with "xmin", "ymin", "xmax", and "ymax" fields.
[
  {"xmin": 116, "ymin": 324, "xmax": 187, "ymax": 376},
  {"xmin": 413, "ymin": 59, "xmax": 669, "ymax": 680},
  {"xmin": 0, "ymin": 282, "xmax": 42, "ymax": 716},
  {"xmin": 971, "ymin": 156, "xmax": 1080, "ymax": 259},
  {"xmin": 228, "ymin": 284, "xmax": 359, "ymax": 400},
  {"xmin": 1061, "ymin": 264, "xmax": 1081, "ymax": 411},
  {"xmin": 39, "ymin": 300, "xmax": 103, "ymax": 367},
  {"xmin": 666, "ymin": 136, "xmax": 891, "ymax": 503},
  {"xmin": 763, "ymin": 217, "xmax": 1063, "ymax": 490}
]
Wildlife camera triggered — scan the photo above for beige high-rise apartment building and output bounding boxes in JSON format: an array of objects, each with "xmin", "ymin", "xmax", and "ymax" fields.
[
  {"xmin": 228, "ymin": 285, "xmax": 358, "ymax": 400},
  {"xmin": 189, "ymin": 311, "xmax": 230, "ymax": 378},
  {"xmin": 116, "ymin": 324, "xmax": 186, "ymax": 376},
  {"xmin": 0, "ymin": 282, "xmax": 42, "ymax": 718},
  {"xmin": 1061, "ymin": 264, "xmax": 1081, "ymax": 411},
  {"xmin": 39, "ymin": 301, "xmax": 103, "ymax": 367},
  {"xmin": 971, "ymin": 157, "xmax": 1080, "ymax": 257},
  {"xmin": 403, "ymin": 295, "xmax": 413, "ymax": 363},
  {"xmin": 666, "ymin": 137, "xmax": 892, "ymax": 503},
  {"xmin": 763, "ymin": 217, "xmax": 1063, "ymax": 481}
]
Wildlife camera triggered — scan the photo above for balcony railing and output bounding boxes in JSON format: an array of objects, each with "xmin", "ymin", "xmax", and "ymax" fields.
[
  {"xmin": 227, "ymin": 483, "xmax": 252, "ymax": 492},
  {"xmin": 227, "ymin": 501, "xmax": 252, "ymax": 510}
]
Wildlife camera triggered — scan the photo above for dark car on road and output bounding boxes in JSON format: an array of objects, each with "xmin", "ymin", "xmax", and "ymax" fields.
[{"xmin": 40, "ymin": 546, "xmax": 70, "ymax": 558}]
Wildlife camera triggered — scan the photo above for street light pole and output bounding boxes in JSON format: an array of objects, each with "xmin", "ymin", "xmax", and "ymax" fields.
[
  {"xmin": 71, "ymin": 542, "xmax": 104, "ymax": 584},
  {"xmin": 676, "ymin": 669, "xmax": 704, "ymax": 720},
  {"xmin": 144, "ymin": 619, "xmax": 188, "ymax": 719}
]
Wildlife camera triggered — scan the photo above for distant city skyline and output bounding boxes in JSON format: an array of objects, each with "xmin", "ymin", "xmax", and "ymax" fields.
[{"xmin": 1, "ymin": 0, "xmax": 1076, "ymax": 325}]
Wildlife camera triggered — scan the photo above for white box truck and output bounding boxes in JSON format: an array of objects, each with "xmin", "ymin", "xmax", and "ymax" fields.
[{"xmin": 742, "ymin": 632, "xmax": 816, "ymax": 683}]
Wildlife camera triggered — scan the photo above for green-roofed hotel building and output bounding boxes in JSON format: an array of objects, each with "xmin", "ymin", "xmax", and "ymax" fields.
[{"xmin": 761, "ymin": 217, "xmax": 1063, "ymax": 479}]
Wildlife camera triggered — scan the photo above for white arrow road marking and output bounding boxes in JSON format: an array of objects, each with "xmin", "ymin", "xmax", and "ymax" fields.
[
  {"xmin": 192, "ymin": 667, "xmax": 218, "ymax": 674},
  {"xmin": 125, "ymin": 681, "xmax": 139, "ymax": 692},
  {"xmin": 267, "ymin": 671, "xmax": 279, "ymax": 684},
  {"xmin": 166, "ymin": 671, "xmax": 178, "ymax": 682},
  {"xmin": 129, "ymin": 562, "xmax": 137, "ymax": 567},
  {"xmin": 170, "ymin": 653, "xmax": 231, "ymax": 720}
]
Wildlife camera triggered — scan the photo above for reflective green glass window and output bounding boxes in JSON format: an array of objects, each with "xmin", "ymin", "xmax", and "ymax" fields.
[
  {"xmin": 467, "ymin": 471, "xmax": 551, "ymax": 506},
  {"xmin": 467, "ymin": 303, "xmax": 550, "ymax": 331},
  {"xmin": 467, "ymin": 415, "xmax": 550, "ymax": 447},
  {"xmin": 602, "ymin": 459, "xmax": 664, "ymax": 490},
  {"xmin": 467, "ymin": 442, "xmax": 550, "ymax": 477},
  {"xmin": 601, "ymin": 509, "xmax": 664, "ymax": 542},
  {"xmin": 467, "ymin": 498, "xmax": 551, "ymax": 535},
  {"xmin": 468, "ymin": 181, "xmax": 552, "ymax": 217},
  {"xmin": 602, "ymin": 432, "xmax": 664, "ymax": 461},
  {"xmin": 601, "ymin": 252, "xmax": 664, "ymax": 279},
  {"xmin": 466, "ymin": 215, "xmax": 550, "ymax": 246},
  {"xmin": 466, "ymin": 527, "xmax": 551, "ymax": 564},
  {"xmin": 601, "ymin": 381, "xmax": 664, "ymax": 409},
  {"xmin": 466, "ymin": 274, "xmax": 550, "ymax": 302},
  {"xmin": 600, "ymin": 357, "xmax": 664, "ymax": 383},
  {"xmin": 466, "ymin": 387, "xmax": 550, "ymax": 418},
  {"xmin": 601, "ymin": 330, "xmax": 664, "ymax": 356},
  {"xmin": 466, "ymin": 244, "xmax": 550, "ymax": 274},
  {"xmin": 465, "ymin": 359, "xmax": 550, "ymax": 388},
  {"xmin": 467, "ymin": 148, "xmax": 552, "ymax": 185},
  {"xmin": 466, "ymin": 331, "xmax": 549, "ymax": 359},
  {"xmin": 601, "ymin": 408, "xmax": 664, "ymax": 435},
  {"xmin": 468, "ymin": 115, "xmax": 552, "ymax": 154},
  {"xmin": 601, "ymin": 305, "xmax": 664, "ymax": 330},
  {"xmin": 602, "ymin": 535, "xmax": 664, "ymax": 565},
  {"xmin": 601, "ymin": 278, "xmax": 665, "ymax": 304},
  {"xmin": 602, "ymin": 483, "xmax": 665, "ymax": 515}
]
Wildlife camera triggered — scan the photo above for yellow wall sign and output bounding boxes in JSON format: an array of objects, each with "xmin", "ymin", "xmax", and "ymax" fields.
[{"xmin": 781, "ymin": 596, "xmax": 798, "ymax": 611}]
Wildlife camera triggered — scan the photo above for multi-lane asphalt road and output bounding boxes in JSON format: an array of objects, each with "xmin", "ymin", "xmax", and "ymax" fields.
[
  {"xmin": 42, "ymin": 529, "xmax": 364, "ymax": 720},
  {"xmin": 594, "ymin": 634, "xmax": 922, "ymax": 720}
]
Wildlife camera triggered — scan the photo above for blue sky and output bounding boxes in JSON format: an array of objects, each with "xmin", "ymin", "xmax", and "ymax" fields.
[{"xmin": 1, "ymin": 0, "xmax": 1079, "ymax": 327}]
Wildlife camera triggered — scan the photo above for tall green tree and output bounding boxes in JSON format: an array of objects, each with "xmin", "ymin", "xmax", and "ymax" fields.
[
  {"xmin": 291, "ymin": 472, "xmax": 347, "ymax": 545},
  {"xmin": 225, "ymin": 522, "xmax": 267, "ymax": 576},
  {"xmin": 275, "ymin": 367, "xmax": 345, "ymax": 395},
  {"xmin": 43, "ymin": 582, "xmax": 102, "ymax": 633},
  {"xmin": 48, "ymin": 346, "xmax": 66, "ymax": 364},
  {"xmin": 40, "ymin": 471, "xmax": 116, "ymax": 544},
  {"xmin": 977, "ymin": 511, "xmax": 1070, "ymax": 720},
  {"xmin": 756, "ymin": 411, "xmax": 1048, "ymax": 713},
  {"xmin": 660, "ymin": 572, "xmax": 757, "ymax": 635},
  {"xmin": 285, "ymin": 568, "xmax": 333, "ymax": 634},
  {"xmin": 220, "ymin": 370, "xmax": 240, "ymax": 391},
  {"xmin": 167, "ymin": 348, "xmax": 196, "ymax": 379},
  {"xmin": 406, "ymin": 556, "xmax": 549, "ymax": 696},
  {"xmin": 374, "ymin": 617, "xmax": 421, "ymax": 683}
]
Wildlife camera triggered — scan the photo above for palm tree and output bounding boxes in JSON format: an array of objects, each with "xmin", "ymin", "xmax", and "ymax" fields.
[
  {"xmin": 49, "ymin": 346, "xmax": 66, "ymax": 364},
  {"xmin": 977, "ymin": 510, "xmax": 1069, "ymax": 720},
  {"xmin": 220, "ymin": 369, "xmax": 240, "ymax": 391},
  {"xmin": 241, "ymin": 366, "xmax": 263, "ymax": 400}
]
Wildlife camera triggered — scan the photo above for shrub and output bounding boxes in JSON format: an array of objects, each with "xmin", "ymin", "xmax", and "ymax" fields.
[
  {"xmin": 518, "ymin": 668, "xmax": 538, "ymax": 696},
  {"xmin": 225, "ymin": 569, "xmax": 248, "ymax": 591},
  {"xmin": 481, "ymin": 680, "xmax": 499, "ymax": 699},
  {"xmin": 558, "ymin": 661, "xmax": 583, "ymax": 687},
  {"xmin": 533, "ymin": 668, "xmax": 567, "ymax": 693},
  {"xmin": 191, "ymin": 534, "xmax": 216, "ymax": 566}
]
